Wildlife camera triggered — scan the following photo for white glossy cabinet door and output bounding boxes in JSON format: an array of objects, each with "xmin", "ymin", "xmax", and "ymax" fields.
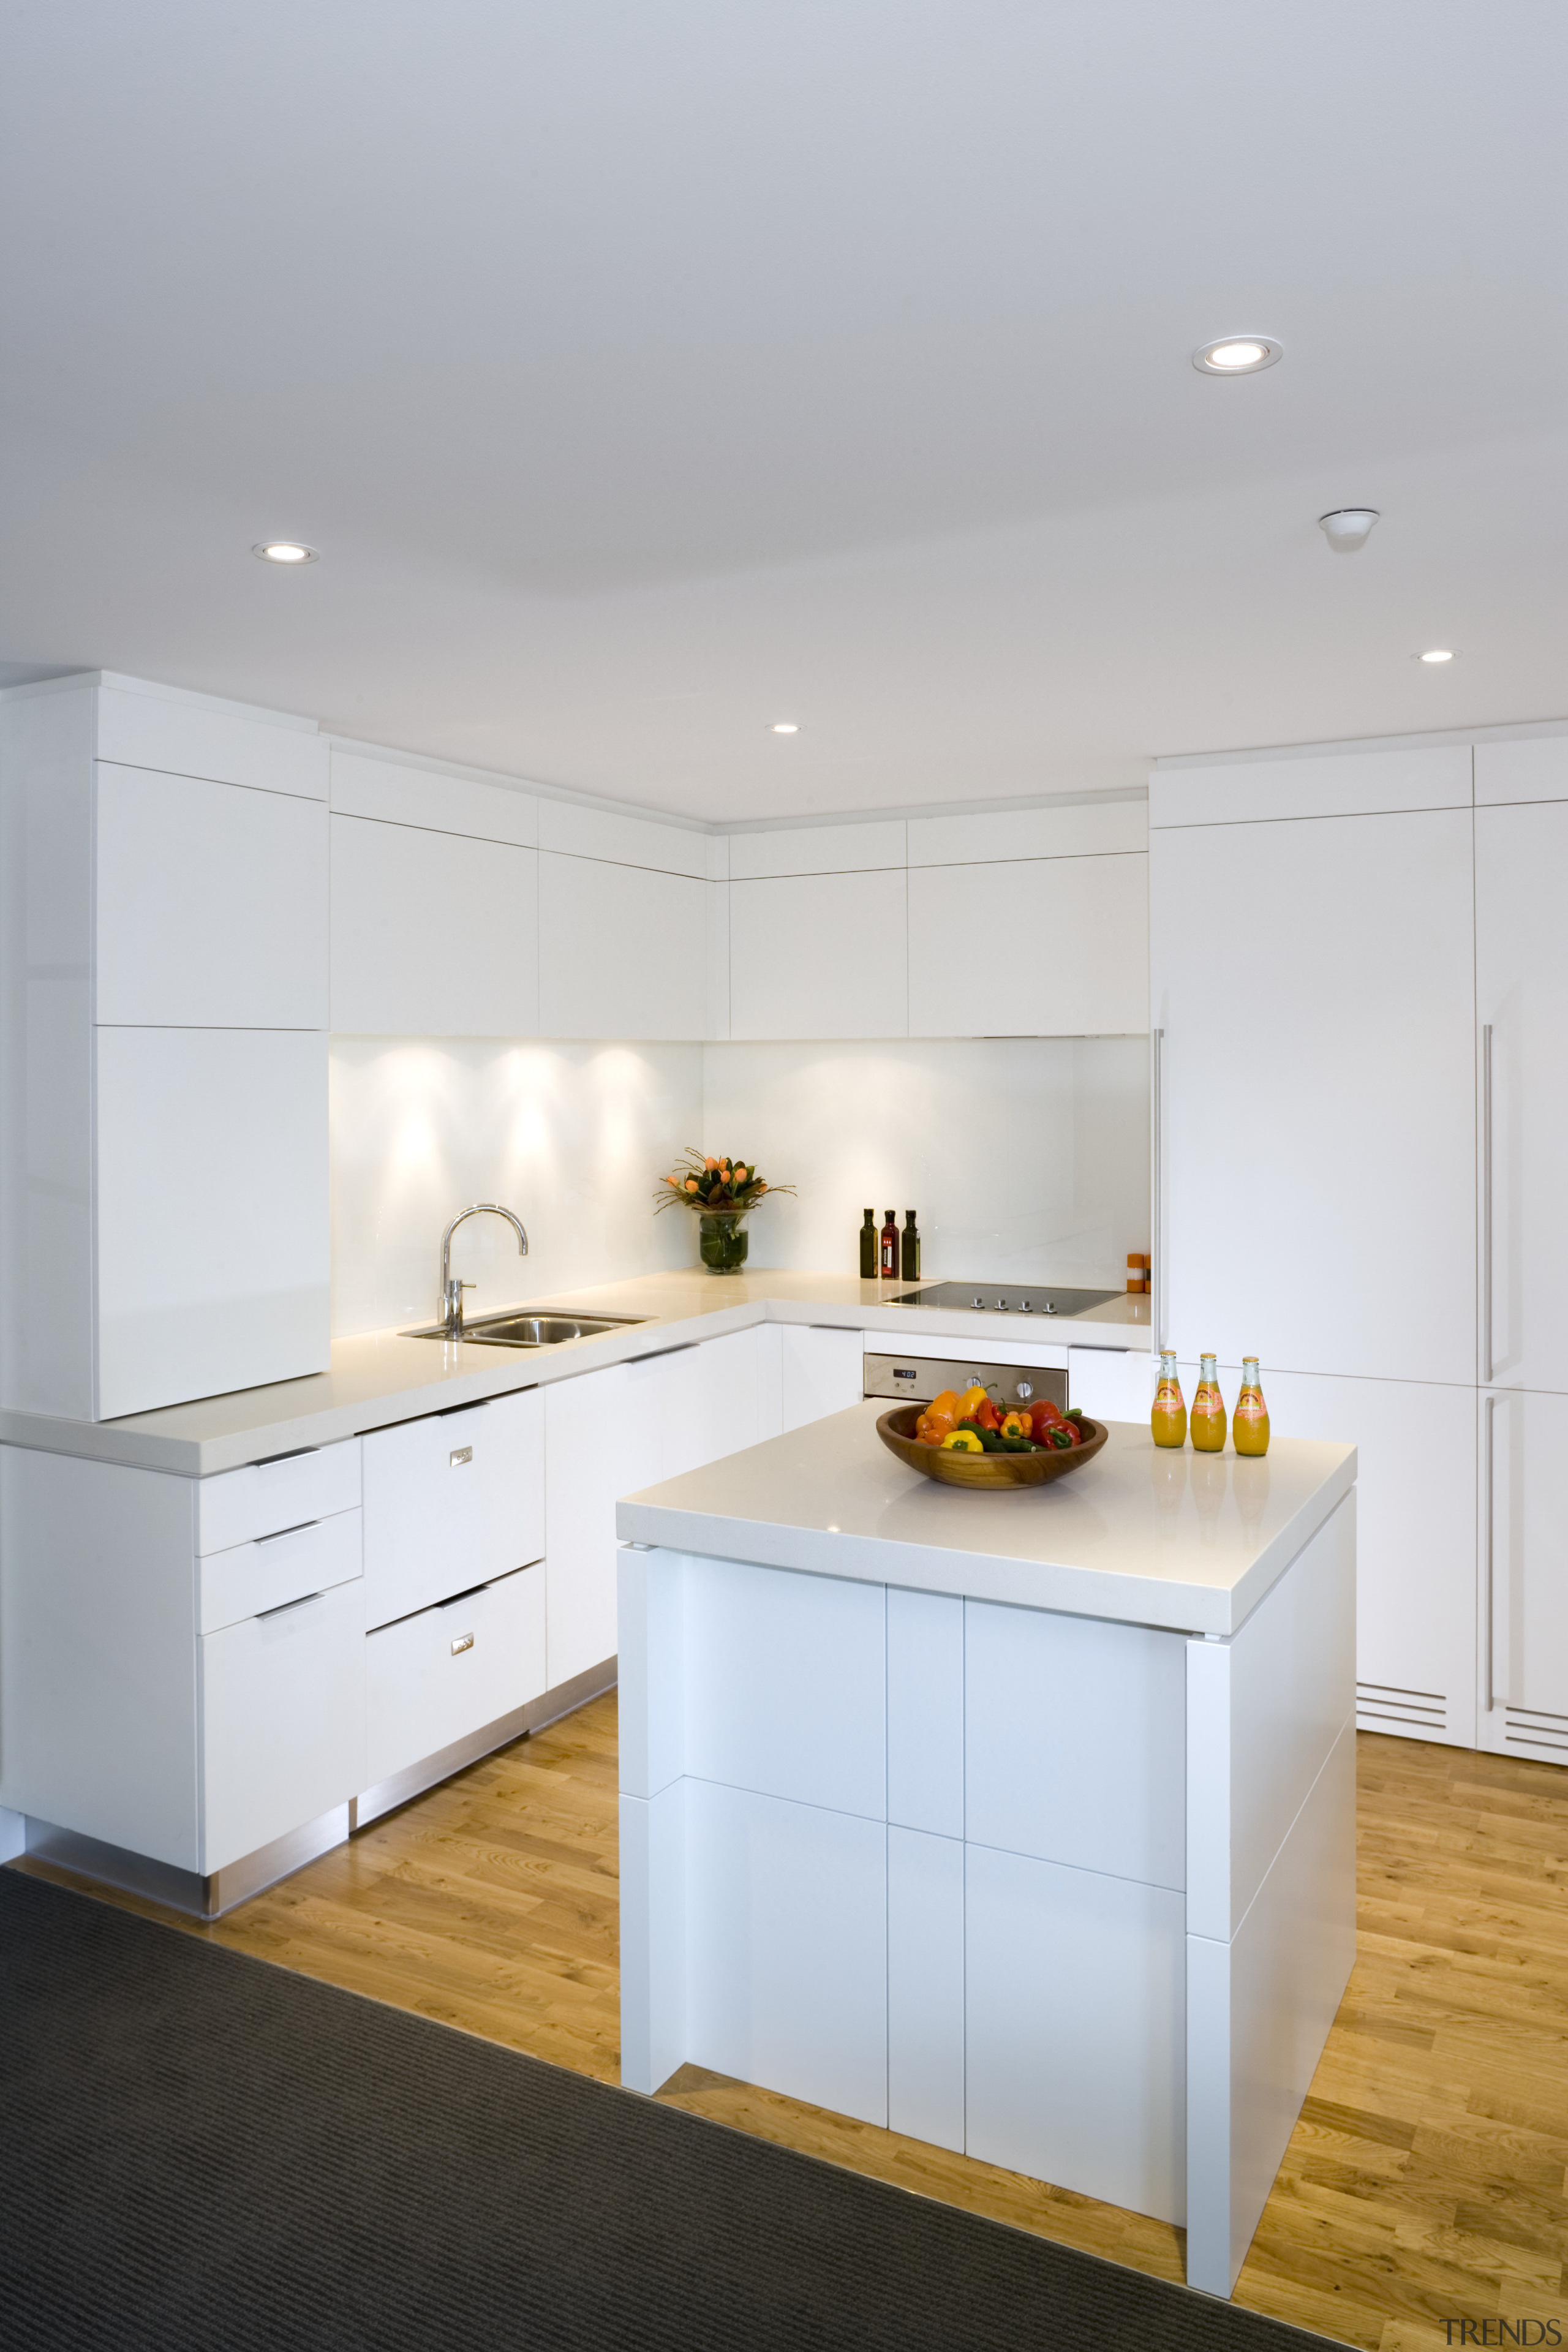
[
  {"xmin": 95, "ymin": 684, "xmax": 328, "ymax": 800},
  {"xmin": 661, "ymin": 1329, "xmax": 763, "ymax": 1479},
  {"xmin": 1262, "ymin": 1368, "xmax": 1476, "ymax": 1749},
  {"xmin": 94, "ymin": 1027, "xmax": 331, "ymax": 1420},
  {"xmin": 200, "ymin": 1578, "xmax": 365, "ymax": 1873},
  {"xmin": 544, "ymin": 1357, "xmax": 665, "ymax": 1691},
  {"xmin": 537, "ymin": 853, "xmax": 706, "ymax": 1040},
  {"xmin": 361, "ymin": 1387, "xmax": 545, "ymax": 1629},
  {"xmin": 1476, "ymin": 801, "xmax": 1568, "ymax": 1394},
  {"xmin": 96, "ymin": 765, "xmax": 328, "ymax": 1029},
  {"xmin": 729, "ymin": 870, "xmax": 908, "ymax": 1039},
  {"xmin": 908, "ymin": 854, "xmax": 1148, "ymax": 1036},
  {"xmin": 330, "ymin": 815, "xmax": 538, "ymax": 1036},
  {"xmin": 1480, "ymin": 1388, "xmax": 1568, "ymax": 1760},
  {"xmin": 364, "ymin": 1561, "xmax": 548, "ymax": 1787},
  {"xmin": 779, "ymin": 1326, "xmax": 864, "ymax": 1431},
  {"xmin": 1152, "ymin": 810, "xmax": 1475, "ymax": 1384}
]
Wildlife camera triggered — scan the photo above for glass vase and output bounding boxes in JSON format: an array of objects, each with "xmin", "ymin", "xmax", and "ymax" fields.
[{"xmin": 697, "ymin": 1209, "xmax": 750, "ymax": 1274}]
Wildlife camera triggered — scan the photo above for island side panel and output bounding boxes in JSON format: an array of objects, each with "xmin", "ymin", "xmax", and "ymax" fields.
[
  {"xmin": 1184, "ymin": 1491, "xmax": 1358, "ymax": 2296},
  {"xmin": 617, "ymin": 1545, "xmax": 688, "ymax": 2094}
]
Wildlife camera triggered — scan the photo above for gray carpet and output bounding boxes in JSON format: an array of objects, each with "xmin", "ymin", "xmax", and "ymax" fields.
[{"xmin": 0, "ymin": 1867, "xmax": 1341, "ymax": 2351}]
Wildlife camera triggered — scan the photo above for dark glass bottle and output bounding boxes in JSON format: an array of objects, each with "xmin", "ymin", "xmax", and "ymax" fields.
[
  {"xmin": 900, "ymin": 1210, "xmax": 921, "ymax": 1281},
  {"xmin": 859, "ymin": 1208, "xmax": 877, "ymax": 1280},
  {"xmin": 880, "ymin": 1211, "xmax": 899, "ymax": 1278}
]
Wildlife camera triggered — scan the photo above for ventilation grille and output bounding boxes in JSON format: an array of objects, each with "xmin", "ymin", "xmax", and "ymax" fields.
[
  {"xmin": 1504, "ymin": 1705, "xmax": 1568, "ymax": 1758},
  {"xmin": 1357, "ymin": 1680, "xmax": 1447, "ymax": 1735}
]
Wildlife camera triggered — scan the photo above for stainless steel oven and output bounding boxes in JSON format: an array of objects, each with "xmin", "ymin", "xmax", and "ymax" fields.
[{"xmin": 862, "ymin": 1351, "xmax": 1068, "ymax": 1416}]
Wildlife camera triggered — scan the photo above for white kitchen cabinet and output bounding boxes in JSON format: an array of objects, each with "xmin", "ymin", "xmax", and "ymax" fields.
[
  {"xmin": 662, "ymin": 1328, "xmax": 764, "ymax": 1477},
  {"xmin": 365, "ymin": 1561, "xmax": 548, "ymax": 1788},
  {"xmin": 728, "ymin": 820, "xmax": 906, "ymax": 880},
  {"xmin": 94, "ymin": 1026, "xmax": 330, "ymax": 1421},
  {"xmin": 1474, "ymin": 734, "xmax": 1568, "ymax": 806},
  {"xmin": 361, "ymin": 1386, "xmax": 545, "ymax": 1630},
  {"xmin": 537, "ymin": 851, "xmax": 706, "ymax": 1039},
  {"xmin": 330, "ymin": 750, "xmax": 538, "ymax": 843},
  {"xmin": 1, "ymin": 671, "xmax": 331, "ymax": 1422},
  {"xmin": 329, "ymin": 813, "xmax": 540, "ymax": 1036},
  {"xmin": 1151, "ymin": 808, "xmax": 1475, "ymax": 1386},
  {"xmin": 1479, "ymin": 1387, "xmax": 1568, "ymax": 1762},
  {"xmin": 779, "ymin": 1325, "xmax": 864, "ymax": 1431},
  {"xmin": 908, "ymin": 854, "xmax": 1148, "ymax": 1036},
  {"xmin": 729, "ymin": 869, "xmax": 908, "ymax": 1040},
  {"xmin": 1258, "ymin": 1368, "xmax": 1477, "ymax": 1749},
  {"xmin": 1150, "ymin": 744, "xmax": 1471, "ymax": 829},
  {"xmin": 96, "ymin": 765, "xmax": 328, "ymax": 1029},
  {"xmin": 1476, "ymin": 801, "xmax": 1568, "ymax": 1395},
  {"xmin": 1066, "ymin": 1344, "xmax": 1153, "ymax": 1422},
  {"xmin": 200, "ymin": 1578, "xmax": 366, "ymax": 1874},
  {"xmin": 545, "ymin": 1354, "xmax": 666, "ymax": 1690}
]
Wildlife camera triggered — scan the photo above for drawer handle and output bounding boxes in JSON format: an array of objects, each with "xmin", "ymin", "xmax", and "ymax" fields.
[
  {"xmin": 258, "ymin": 1590, "xmax": 324, "ymax": 1620},
  {"xmin": 255, "ymin": 1519, "xmax": 317, "ymax": 1545},
  {"xmin": 450, "ymin": 1632, "xmax": 474, "ymax": 1656},
  {"xmin": 450, "ymin": 1446, "xmax": 473, "ymax": 1468}
]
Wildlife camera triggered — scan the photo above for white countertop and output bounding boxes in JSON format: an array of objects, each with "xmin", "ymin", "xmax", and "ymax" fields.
[
  {"xmin": 0, "ymin": 1270, "xmax": 1153, "ymax": 1477},
  {"xmin": 616, "ymin": 1401, "xmax": 1355, "ymax": 1637}
]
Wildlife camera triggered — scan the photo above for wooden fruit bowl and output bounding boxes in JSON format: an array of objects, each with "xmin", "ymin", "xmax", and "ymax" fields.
[{"xmin": 875, "ymin": 1403, "xmax": 1109, "ymax": 1490}]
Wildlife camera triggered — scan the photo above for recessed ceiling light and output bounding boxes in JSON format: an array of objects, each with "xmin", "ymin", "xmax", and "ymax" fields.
[
  {"xmin": 1193, "ymin": 336, "xmax": 1282, "ymax": 375},
  {"xmin": 770, "ymin": 722, "xmax": 801, "ymax": 735},
  {"xmin": 252, "ymin": 541, "xmax": 318, "ymax": 564},
  {"xmin": 1416, "ymin": 648, "xmax": 1457, "ymax": 664}
]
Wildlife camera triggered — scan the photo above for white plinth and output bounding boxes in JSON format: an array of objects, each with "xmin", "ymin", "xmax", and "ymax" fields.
[{"xmin": 617, "ymin": 1419, "xmax": 1357, "ymax": 2297}]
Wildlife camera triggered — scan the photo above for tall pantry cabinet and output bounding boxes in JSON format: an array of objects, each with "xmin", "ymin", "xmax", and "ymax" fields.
[
  {"xmin": 0, "ymin": 673, "xmax": 331, "ymax": 1422},
  {"xmin": 1151, "ymin": 729, "xmax": 1568, "ymax": 1763}
]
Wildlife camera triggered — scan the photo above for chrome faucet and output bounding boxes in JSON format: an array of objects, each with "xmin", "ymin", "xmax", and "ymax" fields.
[{"xmin": 439, "ymin": 1204, "xmax": 529, "ymax": 1336}]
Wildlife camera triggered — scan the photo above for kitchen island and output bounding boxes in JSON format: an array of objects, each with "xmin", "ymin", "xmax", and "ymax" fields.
[{"xmin": 616, "ymin": 1403, "xmax": 1357, "ymax": 2297}]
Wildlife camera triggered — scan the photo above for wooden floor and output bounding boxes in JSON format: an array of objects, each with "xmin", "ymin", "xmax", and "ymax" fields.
[{"xmin": 16, "ymin": 1703, "xmax": 1568, "ymax": 2351}]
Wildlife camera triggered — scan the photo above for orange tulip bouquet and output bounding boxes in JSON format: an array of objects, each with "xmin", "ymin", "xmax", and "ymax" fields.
[{"xmin": 654, "ymin": 1147, "xmax": 795, "ymax": 1275}]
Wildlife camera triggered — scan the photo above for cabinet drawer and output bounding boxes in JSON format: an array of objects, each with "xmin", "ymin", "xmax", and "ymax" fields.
[
  {"xmin": 199, "ymin": 1508, "xmax": 362, "ymax": 1635},
  {"xmin": 364, "ymin": 1561, "xmax": 547, "ymax": 1789},
  {"xmin": 362, "ymin": 1388, "xmax": 544, "ymax": 1630},
  {"xmin": 200, "ymin": 1578, "xmax": 366, "ymax": 1874},
  {"xmin": 198, "ymin": 1439, "xmax": 361, "ymax": 1555}
]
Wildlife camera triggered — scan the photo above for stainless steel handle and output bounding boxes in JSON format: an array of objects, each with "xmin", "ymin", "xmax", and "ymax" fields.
[
  {"xmin": 258, "ymin": 1589, "xmax": 324, "ymax": 1620},
  {"xmin": 255, "ymin": 1519, "xmax": 316, "ymax": 1545},
  {"xmin": 450, "ymin": 1632, "xmax": 474, "ymax": 1656},
  {"xmin": 449, "ymin": 1446, "xmax": 473, "ymax": 1468},
  {"xmin": 1481, "ymin": 1022, "xmax": 1494, "ymax": 1384},
  {"xmin": 1152, "ymin": 1027, "xmax": 1167, "ymax": 1351},
  {"xmin": 1483, "ymin": 1392, "xmax": 1497, "ymax": 1711}
]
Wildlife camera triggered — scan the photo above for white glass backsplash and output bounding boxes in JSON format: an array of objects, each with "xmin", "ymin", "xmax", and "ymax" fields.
[{"xmin": 331, "ymin": 1035, "xmax": 1150, "ymax": 1335}]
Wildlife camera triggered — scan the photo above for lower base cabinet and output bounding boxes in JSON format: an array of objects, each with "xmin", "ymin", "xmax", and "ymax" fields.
[
  {"xmin": 202, "ymin": 1578, "xmax": 366, "ymax": 1874},
  {"xmin": 365, "ymin": 1561, "xmax": 547, "ymax": 1789},
  {"xmin": 1479, "ymin": 1385, "xmax": 1568, "ymax": 1763},
  {"xmin": 778, "ymin": 1325, "xmax": 865, "ymax": 1432}
]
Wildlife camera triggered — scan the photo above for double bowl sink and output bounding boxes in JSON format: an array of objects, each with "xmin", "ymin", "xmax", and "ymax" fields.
[{"xmin": 401, "ymin": 1311, "xmax": 649, "ymax": 1349}]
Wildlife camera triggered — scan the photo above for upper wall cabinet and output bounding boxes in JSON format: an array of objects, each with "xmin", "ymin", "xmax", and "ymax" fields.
[
  {"xmin": 97, "ymin": 766, "xmax": 328, "ymax": 1030},
  {"xmin": 537, "ymin": 798, "xmax": 708, "ymax": 878},
  {"xmin": 330, "ymin": 815, "xmax": 539, "ymax": 1036},
  {"xmin": 728, "ymin": 820, "xmax": 906, "ymax": 880},
  {"xmin": 907, "ymin": 802, "xmax": 1146, "ymax": 868},
  {"xmin": 538, "ymin": 851, "xmax": 707, "ymax": 1039},
  {"xmin": 908, "ymin": 854, "xmax": 1147, "ymax": 1036},
  {"xmin": 330, "ymin": 750, "xmax": 538, "ymax": 845},
  {"xmin": 1475, "ymin": 735, "xmax": 1568, "ymax": 806},
  {"xmin": 729, "ymin": 868, "xmax": 908, "ymax": 1039},
  {"xmin": 96, "ymin": 676, "xmax": 328, "ymax": 799},
  {"xmin": 1149, "ymin": 745, "xmax": 1471, "ymax": 829}
]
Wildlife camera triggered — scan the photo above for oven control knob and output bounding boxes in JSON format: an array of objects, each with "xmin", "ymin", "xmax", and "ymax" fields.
[
  {"xmin": 1017, "ymin": 1381, "xmax": 1033, "ymax": 1400},
  {"xmin": 972, "ymin": 1295, "xmax": 984, "ymax": 1308}
]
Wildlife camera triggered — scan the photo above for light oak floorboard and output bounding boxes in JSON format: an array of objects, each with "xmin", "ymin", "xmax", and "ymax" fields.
[{"xmin": 13, "ymin": 1714, "xmax": 1568, "ymax": 2350}]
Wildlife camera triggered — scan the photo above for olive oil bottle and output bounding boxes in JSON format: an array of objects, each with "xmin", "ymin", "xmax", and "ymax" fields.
[
  {"xmin": 900, "ymin": 1210, "xmax": 921, "ymax": 1282},
  {"xmin": 1233, "ymin": 1357, "xmax": 1270, "ymax": 1456},
  {"xmin": 1151, "ymin": 1351, "xmax": 1187, "ymax": 1449},
  {"xmin": 1190, "ymin": 1354, "xmax": 1227, "ymax": 1453},
  {"xmin": 859, "ymin": 1209, "xmax": 877, "ymax": 1280}
]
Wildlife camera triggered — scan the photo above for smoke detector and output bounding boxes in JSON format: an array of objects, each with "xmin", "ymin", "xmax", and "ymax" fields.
[{"xmin": 1318, "ymin": 509, "xmax": 1379, "ymax": 554}]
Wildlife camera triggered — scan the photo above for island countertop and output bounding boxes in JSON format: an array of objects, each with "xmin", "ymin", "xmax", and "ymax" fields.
[{"xmin": 617, "ymin": 1400, "xmax": 1355, "ymax": 1637}]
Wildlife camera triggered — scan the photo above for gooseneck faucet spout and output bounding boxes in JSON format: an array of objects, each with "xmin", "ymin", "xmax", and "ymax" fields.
[{"xmin": 439, "ymin": 1204, "xmax": 529, "ymax": 1335}]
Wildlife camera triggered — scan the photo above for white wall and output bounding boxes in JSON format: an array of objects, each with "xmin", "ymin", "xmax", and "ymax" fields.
[
  {"xmin": 330, "ymin": 1040, "xmax": 704, "ymax": 1336},
  {"xmin": 701, "ymin": 1037, "xmax": 1150, "ymax": 1287},
  {"xmin": 330, "ymin": 1033, "xmax": 1150, "ymax": 1329}
]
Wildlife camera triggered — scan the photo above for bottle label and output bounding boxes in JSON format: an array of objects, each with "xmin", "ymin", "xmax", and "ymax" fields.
[
  {"xmin": 1154, "ymin": 1381, "xmax": 1183, "ymax": 1406},
  {"xmin": 1192, "ymin": 1391, "xmax": 1223, "ymax": 1417},
  {"xmin": 1234, "ymin": 1395, "xmax": 1267, "ymax": 1422}
]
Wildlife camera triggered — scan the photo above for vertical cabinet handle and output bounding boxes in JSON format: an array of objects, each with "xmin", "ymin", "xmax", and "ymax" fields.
[
  {"xmin": 1482, "ymin": 1022, "xmax": 1494, "ymax": 1385},
  {"xmin": 1152, "ymin": 1027, "xmax": 1167, "ymax": 1352}
]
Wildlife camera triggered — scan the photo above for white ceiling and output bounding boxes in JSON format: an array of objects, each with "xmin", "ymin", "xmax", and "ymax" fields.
[{"xmin": 2, "ymin": 1, "xmax": 1564, "ymax": 821}]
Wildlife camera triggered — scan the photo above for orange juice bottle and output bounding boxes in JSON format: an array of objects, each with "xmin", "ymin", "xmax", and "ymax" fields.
[
  {"xmin": 1151, "ymin": 1351, "xmax": 1187, "ymax": 1448},
  {"xmin": 1233, "ymin": 1357, "xmax": 1270, "ymax": 1456},
  {"xmin": 1190, "ymin": 1354, "xmax": 1227, "ymax": 1453}
]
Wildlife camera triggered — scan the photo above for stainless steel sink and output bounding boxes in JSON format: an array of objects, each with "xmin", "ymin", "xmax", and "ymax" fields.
[{"xmin": 401, "ymin": 1311, "xmax": 649, "ymax": 1348}]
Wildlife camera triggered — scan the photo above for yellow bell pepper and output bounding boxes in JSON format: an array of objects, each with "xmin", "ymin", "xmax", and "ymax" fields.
[{"xmin": 941, "ymin": 1428, "xmax": 984, "ymax": 1453}]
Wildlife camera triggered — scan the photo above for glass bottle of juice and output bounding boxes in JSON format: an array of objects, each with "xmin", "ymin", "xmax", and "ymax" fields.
[
  {"xmin": 1190, "ymin": 1354, "xmax": 1227, "ymax": 1453},
  {"xmin": 1151, "ymin": 1351, "xmax": 1187, "ymax": 1448},
  {"xmin": 1233, "ymin": 1357, "xmax": 1270, "ymax": 1456}
]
